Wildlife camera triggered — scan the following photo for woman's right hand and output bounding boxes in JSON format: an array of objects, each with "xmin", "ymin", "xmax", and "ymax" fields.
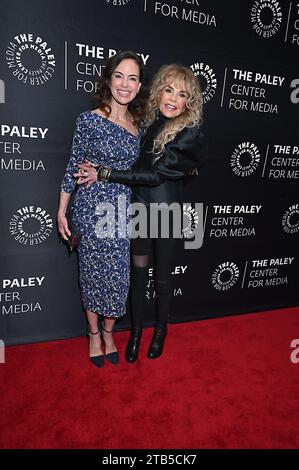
[
  {"xmin": 74, "ymin": 160, "xmax": 99, "ymax": 187},
  {"xmin": 57, "ymin": 211, "xmax": 71, "ymax": 241}
]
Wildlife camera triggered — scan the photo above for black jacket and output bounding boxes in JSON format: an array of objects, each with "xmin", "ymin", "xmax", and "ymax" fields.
[{"xmin": 109, "ymin": 116, "xmax": 207, "ymax": 205}]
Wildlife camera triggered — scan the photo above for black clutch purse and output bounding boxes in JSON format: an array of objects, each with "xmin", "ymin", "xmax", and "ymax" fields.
[{"xmin": 65, "ymin": 204, "xmax": 82, "ymax": 252}]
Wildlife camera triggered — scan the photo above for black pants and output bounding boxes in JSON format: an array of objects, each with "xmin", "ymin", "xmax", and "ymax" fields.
[{"xmin": 129, "ymin": 208, "xmax": 180, "ymax": 329}]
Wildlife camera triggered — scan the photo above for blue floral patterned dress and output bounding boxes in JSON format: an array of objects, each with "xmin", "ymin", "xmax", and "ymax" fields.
[{"xmin": 61, "ymin": 111, "xmax": 140, "ymax": 317}]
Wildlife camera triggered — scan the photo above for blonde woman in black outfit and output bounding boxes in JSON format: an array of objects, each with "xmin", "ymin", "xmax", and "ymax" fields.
[{"xmin": 76, "ymin": 64, "xmax": 206, "ymax": 362}]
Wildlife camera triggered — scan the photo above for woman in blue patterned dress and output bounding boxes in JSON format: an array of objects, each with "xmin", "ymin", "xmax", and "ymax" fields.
[
  {"xmin": 76, "ymin": 64, "xmax": 206, "ymax": 363},
  {"xmin": 57, "ymin": 51, "xmax": 146, "ymax": 367}
]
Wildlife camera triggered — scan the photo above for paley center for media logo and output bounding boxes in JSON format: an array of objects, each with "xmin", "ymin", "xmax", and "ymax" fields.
[
  {"xmin": 230, "ymin": 142, "xmax": 261, "ymax": 177},
  {"xmin": 282, "ymin": 204, "xmax": 299, "ymax": 234},
  {"xmin": 251, "ymin": 0, "xmax": 282, "ymax": 38},
  {"xmin": 9, "ymin": 205, "xmax": 53, "ymax": 245},
  {"xmin": 190, "ymin": 62, "xmax": 217, "ymax": 103},
  {"xmin": 5, "ymin": 33, "xmax": 55, "ymax": 85},
  {"xmin": 212, "ymin": 261, "xmax": 240, "ymax": 290}
]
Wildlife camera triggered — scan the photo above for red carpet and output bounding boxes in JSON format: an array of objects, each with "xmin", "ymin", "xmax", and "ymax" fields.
[{"xmin": 0, "ymin": 307, "xmax": 299, "ymax": 449}]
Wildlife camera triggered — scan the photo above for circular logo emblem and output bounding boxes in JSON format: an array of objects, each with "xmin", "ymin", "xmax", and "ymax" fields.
[
  {"xmin": 282, "ymin": 204, "xmax": 299, "ymax": 234},
  {"xmin": 105, "ymin": 0, "xmax": 131, "ymax": 6},
  {"xmin": 5, "ymin": 33, "xmax": 55, "ymax": 85},
  {"xmin": 212, "ymin": 262, "xmax": 240, "ymax": 291},
  {"xmin": 251, "ymin": 0, "xmax": 282, "ymax": 38},
  {"xmin": 9, "ymin": 206, "xmax": 53, "ymax": 245},
  {"xmin": 182, "ymin": 205, "xmax": 199, "ymax": 238},
  {"xmin": 190, "ymin": 62, "xmax": 217, "ymax": 103},
  {"xmin": 230, "ymin": 142, "xmax": 261, "ymax": 177}
]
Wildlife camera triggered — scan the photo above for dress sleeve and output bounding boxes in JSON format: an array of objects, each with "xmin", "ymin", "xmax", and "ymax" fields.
[
  {"xmin": 108, "ymin": 126, "xmax": 207, "ymax": 186},
  {"xmin": 60, "ymin": 114, "xmax": 89, "ymax": 193}
]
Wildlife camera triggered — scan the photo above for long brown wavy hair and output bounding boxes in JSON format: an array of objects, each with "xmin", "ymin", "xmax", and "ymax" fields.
[
  {"xmin": 145, "ymin": 64, "xmax": 203, "ymax": 154},
  {"xmin": 94, "ymin": 50, "xmax": 148, "ymax": 126}
]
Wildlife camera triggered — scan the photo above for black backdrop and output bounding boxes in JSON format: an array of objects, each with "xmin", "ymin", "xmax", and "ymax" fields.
[{"xmin": 1, "ymin": 0, "xmax": 298, "ymax": 345}]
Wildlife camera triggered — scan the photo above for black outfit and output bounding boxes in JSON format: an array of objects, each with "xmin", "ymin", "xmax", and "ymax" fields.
[
  {"xmin": 109, "ymin": 115, "xmax": 206, "ymax": 205},
  {"xmin": 105, "ymin": 115, "xmax": 206, "ymax": 360}
]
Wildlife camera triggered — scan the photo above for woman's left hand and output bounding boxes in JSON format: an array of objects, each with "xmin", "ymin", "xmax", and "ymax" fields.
[{"xmin": 74, "ymin": 160, "xmax": 99, "ymax": 187}]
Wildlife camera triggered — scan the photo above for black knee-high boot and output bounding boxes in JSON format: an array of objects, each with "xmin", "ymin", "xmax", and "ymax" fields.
[
  {"xmin": 148, "ymin": 280, "xmax": 172, "ymax": 359},
  {"xmin": 126, "ymin": 266, "xmax": 148, "ymax": 363}
]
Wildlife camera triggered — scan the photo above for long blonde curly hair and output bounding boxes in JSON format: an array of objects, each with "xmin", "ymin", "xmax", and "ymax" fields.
[{"xmin": 145, "ymin": 64, "xmax": 203, "ymax": 154}]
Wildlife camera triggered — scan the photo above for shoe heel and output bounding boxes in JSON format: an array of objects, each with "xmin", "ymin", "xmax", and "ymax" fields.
[
  {"xmin": 88, "ymin": 329, "xmax": 104, "ymax": 368},
  {"xmin": 147, "ymin": 326, "xmax": 168, "ymax": 359},
  {"xmin": 102, "ymin": 322, "xmax": 119, "ymax": 365},
  {"xmin": 126, "ymin": 328, "xmax": 142, "ymax": 363}
]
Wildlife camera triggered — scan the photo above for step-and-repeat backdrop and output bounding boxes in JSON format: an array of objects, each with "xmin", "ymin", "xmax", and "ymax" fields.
[{"xmin": 1, "ymin": 0, "xmax": 298, "ymax": 344}]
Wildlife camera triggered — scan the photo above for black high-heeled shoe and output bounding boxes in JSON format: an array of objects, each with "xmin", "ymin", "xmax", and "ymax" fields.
[
  {"xmin": 147, "ymin": 326, "xmax": 168, "ymax": 359},
  {"xmin": 88, "ymin": 329, "xmax": 104, "ymax": 368},
  {"xmin": 101, "ymin": 324, "xmax": 119, "ymax": 365},
  {"xmin": 126, "ymin": 328, "xmax": 142, "ymax": 363}
]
